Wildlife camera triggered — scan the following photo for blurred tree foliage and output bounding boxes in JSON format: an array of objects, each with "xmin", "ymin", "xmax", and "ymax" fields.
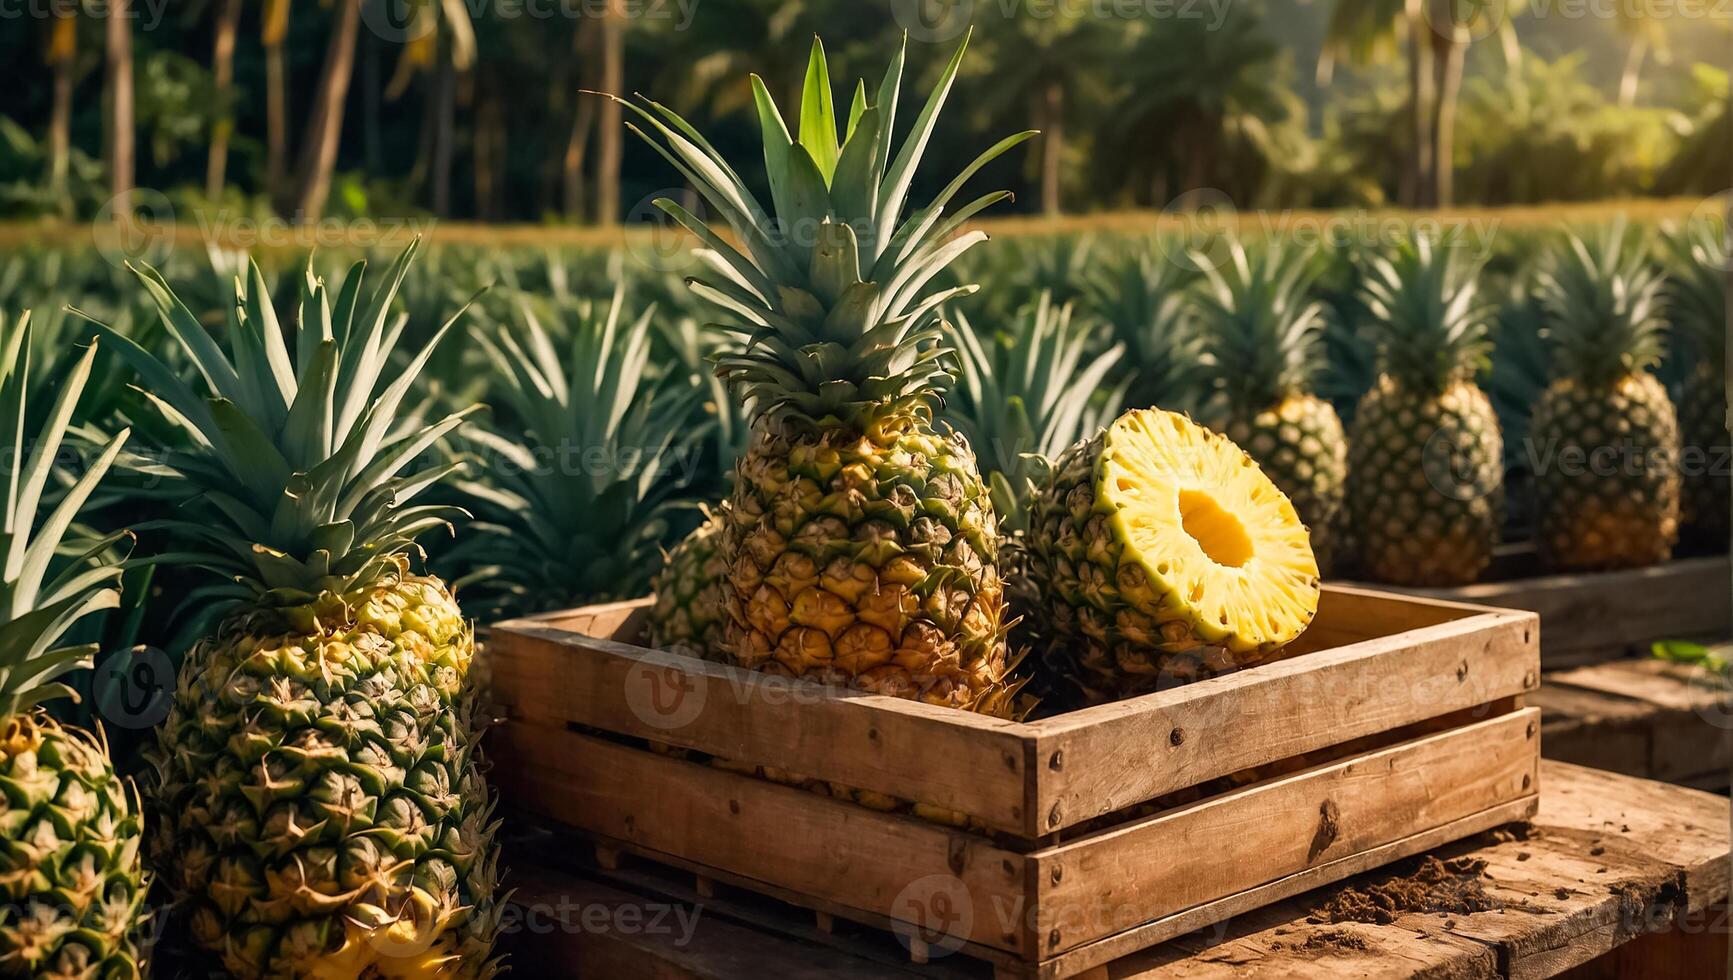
[{"xmin": 0, "ymin": 0, "xmax": 1724, "ymax": 222}]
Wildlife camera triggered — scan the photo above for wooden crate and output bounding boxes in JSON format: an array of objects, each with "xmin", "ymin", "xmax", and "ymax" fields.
[
  {"xmin": 485, "ymin": 585, "xmax": 1542, "ymax": 980},
  {"xmin": 1354, "ymin": 549, "xmax": 1729, "ymax": 669}
]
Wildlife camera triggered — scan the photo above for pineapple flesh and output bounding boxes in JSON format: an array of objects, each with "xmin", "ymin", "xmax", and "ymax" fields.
[
  {"xmin": 1030, "ymin": 409, "xmax": 1321, "ymax": 703},
  {"xmin": 1532, "ymin": 222, "xmax": 1682, "ymax": 570},
  {"xmin": 0, "ymin": 318, "xmax": 144, "ymax": 979},
  {"xmin": 627, "ymin": 35, "xmax": 1035, "ymax": 715},
  {"xmin": 83, "ymin": 245, "xmax": 502, "ymax": 979},
  {"xmin": 1349, "ymin": 235, "xmax": 1505, "ymax": 585}
]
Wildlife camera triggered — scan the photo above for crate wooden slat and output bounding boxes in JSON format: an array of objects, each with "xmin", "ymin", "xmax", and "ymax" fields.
[
  {"xmin": 1359, "ymin": 551, "xmax": 1730, "ymax": 668},
  {"xmin": 486, "ymin": 584, "xmax": 1542, "ymax": 978},
  {"xmin": 1533, "ymin": 658, "xmax": 1731, "ymax": 789}
]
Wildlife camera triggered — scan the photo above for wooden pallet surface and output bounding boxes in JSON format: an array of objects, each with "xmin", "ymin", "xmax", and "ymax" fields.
[
  {"xmin": 498, "ymin": 761, "xmax": 1729, "ymax": 979},
  {"xmin": 1533, "ymin": 658, "xmax": 1732, "ymax": 789}
]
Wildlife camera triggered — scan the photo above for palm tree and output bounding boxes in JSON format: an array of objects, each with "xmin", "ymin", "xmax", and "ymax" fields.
[
  {"xmin": 384, "ymin": 0, "xmax": 477, "ymax": 217},
  {"xmin": 1110, "ymin": 9, "xmax": 1291, "ymax": 205},
  {"xmin": 968, "ymin": 9, "xmax": 1117, "ymax": 215},
  {"xmin": 205, "ymin": 0, "xmax": 242, "ymax": 200},
  {"xmin": 596, "ymin": 0, "xmax": 625, "ymax": 224},
  {"xmin": 44, "ymin": 2, "xmax": 77, "ymax": 214},
  {"xmin": 103, "ymin": 0, "xmax": 134, "ymax": 214},
  {"xmin": 284, "ymin": 0, "xmax": 363, "ymax": 219},
  {"xmin": 263, "ymin": 0, "xmax": 293, "ymax": 202}
]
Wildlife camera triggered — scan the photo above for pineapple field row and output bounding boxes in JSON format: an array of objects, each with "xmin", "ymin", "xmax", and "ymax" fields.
[{"xmin": 0, "ymin": 32, "xmax": 1722, "ymax": 979}]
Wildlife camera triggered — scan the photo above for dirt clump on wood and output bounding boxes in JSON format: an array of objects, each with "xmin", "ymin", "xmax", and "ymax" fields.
[
  {"xmin": 1309, "ymin": 856, "xmax": 1496, "ymax": 925},
  {"xmin": 1275, "ymin": 929, "xmax": 1371, "ymax": 953}
]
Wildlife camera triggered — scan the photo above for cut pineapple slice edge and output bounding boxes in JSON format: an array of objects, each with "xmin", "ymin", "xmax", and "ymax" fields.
[{"xmin": 1101, "ymin": 409, "xmax": 1321, "ymax": 649}]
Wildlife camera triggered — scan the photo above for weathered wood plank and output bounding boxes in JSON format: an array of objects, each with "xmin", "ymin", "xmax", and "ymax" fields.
[
  {"xmin": 1030, "ymin": 611, "xmax": 1537, "ymax": 830},
  {"xmin": 1032, "ymin": 710, "xmax": 1540, "ymax": 961},
  {"xmin": 1375, "ymin": 555, "xmax": 1731, "ymax": 666},
  {"xmin": 488, "ymin": 607, "xmax": 1036, "ymax": 835},
  {"xmin": 1539, "ymin": 660, "xmax": 1732, "ymax": 788},
  {"xmin": 489, "ymin": 721, "xmax": 1037, "ymax": 956}
]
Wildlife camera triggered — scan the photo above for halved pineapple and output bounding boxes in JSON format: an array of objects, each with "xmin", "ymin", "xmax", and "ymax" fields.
[{"xmin": 1029, "ymin": 408, "xmax": 1321, "ymax": 703}]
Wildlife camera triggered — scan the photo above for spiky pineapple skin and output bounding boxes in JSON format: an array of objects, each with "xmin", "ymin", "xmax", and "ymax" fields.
[
  {"xmin": 1027, "ymin": 429, "xmax": 1306, "ymax": 704},
  {"xmin": 1531, "ymin": 372, "xmax": 1682, "ymax": 571},
  {"xmin": 718, "ymin": 418, "xmax": 1011, "ymax": 712},
  {"xmin": 0, "ymin": 715, "xmax": 144, "ymax": 979},
  {"xmin": 1349, "ymin": 378, "xmax": 1505, "ymax": 585},
  {"xmin": 1680, "ymin": 363, "xmax": 1730, "ymax": 545},
  {"xmin": 648, "ymin": 511, "xmax": 729, "ymax": 661},
  {"xmin": 149, "ymin": 569, "xmax": 501, "ymax": 980},
  {"xmin": 1218, "ymin": 395, "xmax": 1347, "ymax": 572}
]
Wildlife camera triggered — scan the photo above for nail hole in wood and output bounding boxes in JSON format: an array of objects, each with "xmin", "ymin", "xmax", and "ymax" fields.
[{"xmin": 1169, "ymin": 728, "xmax": 1185, "ymax": 747}]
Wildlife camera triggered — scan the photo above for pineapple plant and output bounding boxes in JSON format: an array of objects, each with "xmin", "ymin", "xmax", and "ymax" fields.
[
  {"xmin": 946, "ymin": 294, "xmax": 1127, "ymax": 629},
  {"xmin": 1192, "ymin": 239, "xmax": 1349, "ymax": 571},
  {"xmin": 625, "ymin": 34, "xmax": 1034, "ymax": 712},
  {"xmin": 646, "ymin": 305, "xmax": 752, "ymax": 660},
  {"xmin": 1028, "ymin": 408, "xmax": 1321, "ymax": 703},
  {"xmin": 1665, "ymin": 218, "xmax": 1729, "ymax": 546},
  {"xmin": 0, "ymin": 319, "xmax": 145, "ymax": 978},
  {"xmin": 81, "ymin": 244, "xmax": 503, "ymax": 978},
  {"xmin": 1349, "ymin": 236, "xmax": 1505, "ymax": 585},
  {"xmin": 1531, "ymin": 221, "xmax": 1681, "ymax": 570},
  {"xmin": 443, "ymin": 284, "xmax": 704, "ymax": 622},
  {"xmin": 1084, "ymin": 242, "xmax": 1201, "ymax": 413}
]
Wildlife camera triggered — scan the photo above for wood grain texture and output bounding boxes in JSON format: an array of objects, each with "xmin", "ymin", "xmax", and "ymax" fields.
[
  {"xmin": 493, "ymin": 762, "xmax": 1729, "ymax": 979},
  {"xmin": 1367, "ymin": 555, "xmax": 1731, "ymax": 666},
  {"xmin": 489, "ymin": 721, "xmax": 1036, "ymax": 956},
  {"xmin": 1029, "ymin": 611, "xmax": 1537, "ymax": 831},
  {"xmin": 489, "ymin": 605, "xmax": 1034, "ymax": 835},
  {"xmin": 1031, "ymin": 710, "xmax": 1540, "ymax": 961}
]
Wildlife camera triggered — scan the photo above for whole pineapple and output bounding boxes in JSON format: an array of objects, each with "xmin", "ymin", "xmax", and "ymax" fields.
[
  {"xmin": 627, "ymin": 35, "xmax": 1034, "ymax": 712},
  {"xmin": 1349, "ymin": 236, "xmax": 1505, "ymax": 585},
  {"xmin": 648, "ymin": 505, "xmax": 730, "ymax": 660},
  {"xmin": 1532, "ymin": 221, "xmax": 1681, "ymax": 570},
  {"xmin": 84, "ymin": 246, "xmax": 502, "ymax": 978},
  {"xmin": 0, "ymin": 320, "xmax": 144, "ymax": 978},
  {"xmin": 1666, "ymin": 219, "xmax": 1729, "ymax": 545},
  {"xmin": 1028, "ymin": 408, "xmax": 1321, "ymax": 703},
  {"xmin": 1192, "ymin": 240, "xmax": 1349, "ymax": 571}
]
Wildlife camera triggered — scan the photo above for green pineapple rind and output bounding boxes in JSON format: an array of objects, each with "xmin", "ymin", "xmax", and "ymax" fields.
[
  {"xmin": 82, "ymin": 245, "xmax": 504, "ymax": 979},
  {"xmin": 1349, "ymin": 236, "xmax": 1505, "ymax": 586},
  {"xmin": 1532, "ymin": 221, "xmax": 1682, "ymax": 570},
  {"xmin": 0, "ymin": 314, "xmax": 144, "ymax": 979}
]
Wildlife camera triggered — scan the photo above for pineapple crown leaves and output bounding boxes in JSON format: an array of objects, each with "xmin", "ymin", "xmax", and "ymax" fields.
[
  {"xmin": 1191, "ymin": 238, "xmax": 1330, "ymax": 413},
  {"xmin": 1534, "ymin": 218, "xmax": 1669, "ymax": 387},
  {"xmin": 442, "ymin": 284, "xmax": 707, "ymax": 618},
  {"xmin": 0, "ymin": 313, "xmax": 130, "ymax": 720},
  {"xmin": 617, "ymin": 33, "xmax": 1036, "ymax": 433},
  {"xmin": 946, "ymin": 293, "xmax": 1127, "ymax": 528},
  {"xmin": 72, "ymin": 239, "xmax": 480, "ymax": 609},
  {"xmin": 1084, "ymin": 244, "xmax": 1202, "ymax": 411},
  {"xmin": 1355, "ymin": 233, "xmax": 1497, "ymax": 395},
  {"xmin": 1662, "ymin": 217, "xmax": 1728, "ymax": 368}
]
